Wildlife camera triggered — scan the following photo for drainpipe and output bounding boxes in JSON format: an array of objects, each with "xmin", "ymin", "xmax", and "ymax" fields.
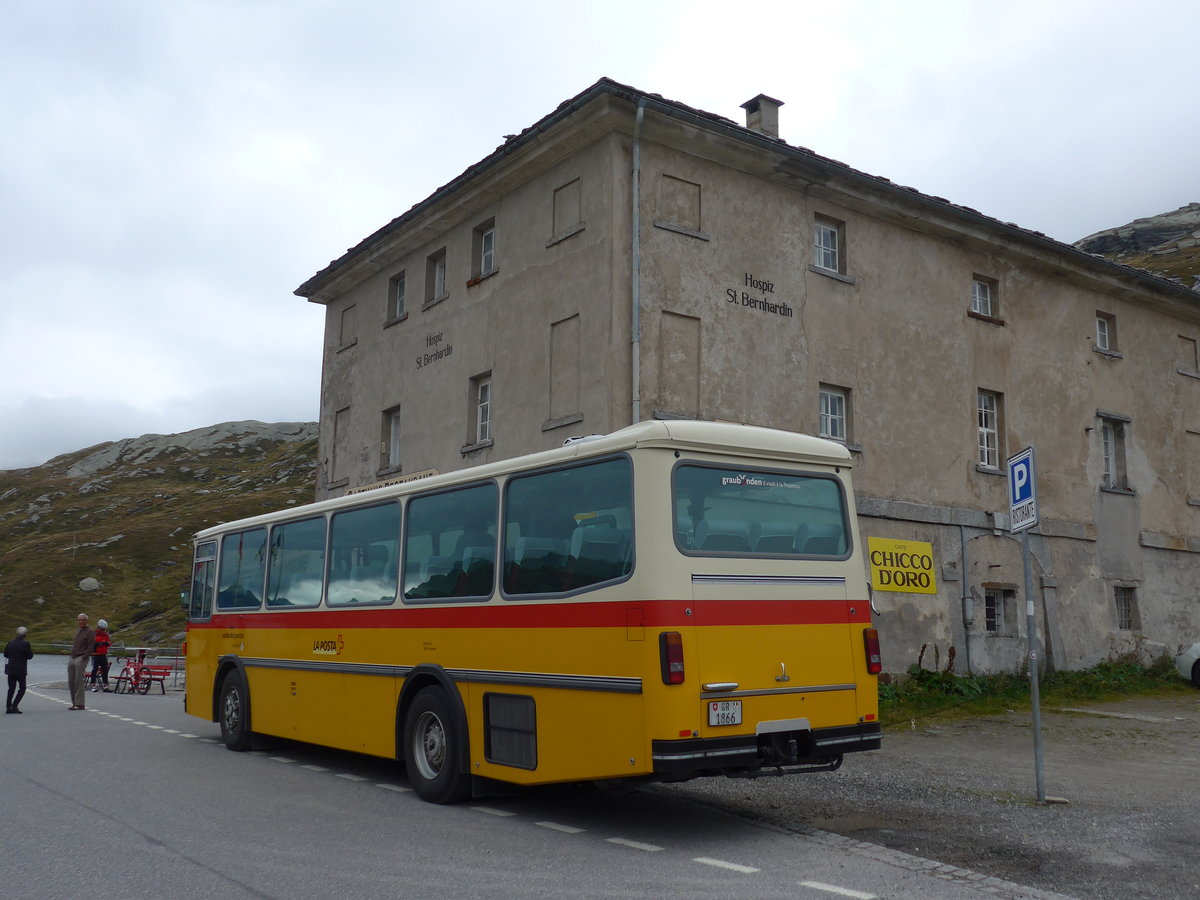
[
  {"xmin": 631, "ymin": 98, "xmax": 645, "ymax": 426},
  {"xmin": 960, "ymin": 524, "xmax": 972, "ymax": 673}
]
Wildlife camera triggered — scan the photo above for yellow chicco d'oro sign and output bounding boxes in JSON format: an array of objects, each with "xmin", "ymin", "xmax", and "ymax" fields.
[{"xmin": 867, "ymin": 537, "xmax": 938, "ymax": 594}]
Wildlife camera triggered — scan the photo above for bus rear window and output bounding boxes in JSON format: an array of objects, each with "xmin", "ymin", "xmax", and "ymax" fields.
[{"xmin": 673, "ymin": 464, "xmax": 848, "ymax": 557}]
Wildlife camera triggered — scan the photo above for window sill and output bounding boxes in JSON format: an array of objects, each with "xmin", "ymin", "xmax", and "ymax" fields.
[
  {"xmin": 807, "ymin": 264, "xmax": 856, "ymax": 285},
  {"xmin": 376, "ymin": 464, "xmax": 403, "ymax": 478},
  {"xmin": 1177, "ymin": 367, "xmax": 1200, "ymax": 380},
  {"xmin": 327, "ymin": 478, "xmax": 350, "ymax": 490},
  {"xmin": 335, "ymin": 338, "xmax": 358, "ymax": 354},
  {"xmin": 546, "ymin": 223, "xmax": 585, "ymax": 248},
  {"xmin": 466, "ymin": 268, "xmax": 499, "ymax": 288},
  {"xmin": 460, "ymin": 438, "xmax": 494, "ymax": 455},
  {"xmin": 975, "ymin": 464, "xmax": 1004, "ymax": 477},
  {"xmin": 652, "ymin": 220, "xmax": 710, "ymax": 241},
  {"xmin": 968, "ymin": 310, "xmax": 1006, "ymax": 326},
  {"xmin": 384, "ymin": 312, "xmax": 408, "ymax": 329},
  {"xmin": 422, "ymin": 293, "xmax": 450, "ymax": 311},
  {"xmin": 542, "ymin": 413, "xmax": 584, "ymax": 432},
  {"xmin": 1092, "ymin": 346, "xmax": 1124, "ymax": 360},
  {"xmin": 1100, "ymin": 485, "xmax": 1136, "ymax": 496}
]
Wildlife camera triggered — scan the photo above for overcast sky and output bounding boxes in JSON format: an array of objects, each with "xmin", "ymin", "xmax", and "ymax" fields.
[{"xmin": 2, "ymin": 0, "xmax": 1197, "ymax": 470}]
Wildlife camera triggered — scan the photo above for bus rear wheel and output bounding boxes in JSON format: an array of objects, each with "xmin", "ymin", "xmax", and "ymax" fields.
[
  {"xmin": 219, "ymin": 672, "xmax": 252, "ymax": 751},
  {"xmin": 404, "ymin": 688, "xmax": 471, "ymax": 804}
]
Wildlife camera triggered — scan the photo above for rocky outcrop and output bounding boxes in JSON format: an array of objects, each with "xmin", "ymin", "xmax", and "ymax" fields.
[
  {"xmin": 65, "ymin": 421, "xmax": 317, "ymax": 479},
  {"xmin": 1075, "ymin": 203, "xmax": 1200, "ymax": 258}
]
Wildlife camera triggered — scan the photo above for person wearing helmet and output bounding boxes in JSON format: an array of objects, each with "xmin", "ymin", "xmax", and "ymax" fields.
[{"xmin": 89, "ymin": 619, "xmax": 112, "ymax": 693}]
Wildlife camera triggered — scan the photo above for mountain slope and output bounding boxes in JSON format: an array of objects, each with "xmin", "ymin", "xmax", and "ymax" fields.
[
  {"xmin": 0, "ymin": 421, "xmax": 317, "ymax": 646},
  {"xmin": 1075, "ymin": 202, "xmax": 1200, "ymax": 290}
]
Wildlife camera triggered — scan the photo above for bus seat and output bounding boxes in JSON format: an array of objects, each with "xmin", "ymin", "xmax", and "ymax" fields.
[
  {"xmin": 420, "ymin": 556, "xmax": 454, "ymax": 581},
  {"xmin": 749, "ymin": 522, "xmax": 797, "ymax": 553},
  {"xmin": 797, "ymin": 523, "xmax": 844, "ymax": 555},
  {"xmin": 514, "ymin": 537, "xmax": 567, "ymax": 564},
  {"xmin": 461, "ymin": 544, "xmax": 495, "ymax": 573},
  {"xmin": 694, "ymin": 519, "xmax": 749, "ymax": 552},
  {"xmin": 570, "ymin": 524, "xmax": 626, "ymax": 562}
]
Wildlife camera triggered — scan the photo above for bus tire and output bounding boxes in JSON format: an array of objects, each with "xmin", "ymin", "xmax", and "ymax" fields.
[
  {"xmin": 404, "ymin": 687, "xmax": 471, "ymax": 804},
  {"xmin": 219, "ymin": 672, "xmax": 252, "ymax": 752}
]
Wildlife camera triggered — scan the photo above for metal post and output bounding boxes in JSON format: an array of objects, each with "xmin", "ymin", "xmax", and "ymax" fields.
[{"xmin": 1023, "ymin": 528, "xmax": 1046, "ymax": 802}]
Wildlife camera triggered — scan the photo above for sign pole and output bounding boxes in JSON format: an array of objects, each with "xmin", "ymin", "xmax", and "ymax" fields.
[
  {"xmin": 1008, "ymin": 446, "xmax": 1046, "ymax": 803},
  {"xmin": 1023, "ymin": 527, "xmax": 1046, "ymax": 802}
]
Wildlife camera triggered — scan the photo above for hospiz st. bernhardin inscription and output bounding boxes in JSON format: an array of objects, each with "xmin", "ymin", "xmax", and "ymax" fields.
[
  {"xmin": 417, "ymin": 332, "xmax": 452, "ymax": 369},
  {"xmin": 727, "ymin": 273, "xmax": 793, "ymax": 318}
]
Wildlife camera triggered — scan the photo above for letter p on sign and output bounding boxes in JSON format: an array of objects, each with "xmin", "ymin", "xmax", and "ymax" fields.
[{"xmin": 1008, "ymin": 446, "xmax": 1038, "ymax": 532}]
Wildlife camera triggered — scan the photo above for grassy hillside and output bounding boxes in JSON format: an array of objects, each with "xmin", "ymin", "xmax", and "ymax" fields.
[{"xmin": 0, "ymin": 423, "xmax": 316, "ymax": 648}]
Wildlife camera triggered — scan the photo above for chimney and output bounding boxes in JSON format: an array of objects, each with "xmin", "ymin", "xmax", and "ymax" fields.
[{"xmin": 741, "ymin": 94, "xmax": 784, "ymax": 138}]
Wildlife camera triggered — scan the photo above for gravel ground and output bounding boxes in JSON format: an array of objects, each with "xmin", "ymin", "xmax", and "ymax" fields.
[{"xmin": 667, "ymin": 692, "xmax": 1200, "ymax": 900}]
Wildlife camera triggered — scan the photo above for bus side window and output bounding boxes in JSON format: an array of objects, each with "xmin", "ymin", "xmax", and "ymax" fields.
[{"xmin": 217, "ymin": 528, "xmax": 266, "ymax": 610}]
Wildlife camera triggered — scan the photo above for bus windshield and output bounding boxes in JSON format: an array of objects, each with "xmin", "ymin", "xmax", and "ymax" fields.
[{"xmin": 673, "ymin": 463, "xmax": 849, "ymax": 557}]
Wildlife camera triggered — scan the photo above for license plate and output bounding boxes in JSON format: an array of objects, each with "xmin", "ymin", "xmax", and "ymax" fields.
[{"xmin": 708, "ymin": 699, "xmax": 742, "ymax": 727}]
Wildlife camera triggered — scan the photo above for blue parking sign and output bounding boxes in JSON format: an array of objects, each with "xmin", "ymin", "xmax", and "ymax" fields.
[{"xmin": 1008, "ymin": 446, "xmax": 1038, "ymax": 532}]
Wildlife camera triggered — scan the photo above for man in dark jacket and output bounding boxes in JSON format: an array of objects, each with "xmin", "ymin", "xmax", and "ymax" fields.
[{"xmin": 5, "ymin": 625, "xmax": 34, "ymax": 713}]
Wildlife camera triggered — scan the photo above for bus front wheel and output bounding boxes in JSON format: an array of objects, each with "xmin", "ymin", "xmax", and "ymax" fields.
[
  {"xmin": 404, "ymin": 688, "xmax": 471, "ymax": 804},
  {"xmin": 219, "ymin": 672, "xmax": 252, "ymax": 751}
]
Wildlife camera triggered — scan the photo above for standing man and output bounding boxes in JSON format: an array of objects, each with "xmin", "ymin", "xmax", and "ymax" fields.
[
  {"xmin": 5, "ymin": 625, "xmax": 34, "ymax": 713},
  {"xmin": 68, "ymin": 613, "xmax": 95, "ymax": 710}
]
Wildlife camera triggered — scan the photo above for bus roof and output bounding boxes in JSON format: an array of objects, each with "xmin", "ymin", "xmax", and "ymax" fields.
[{"xmin": 193, "ymin": 420, "xmax": 851, "ymax": 541}]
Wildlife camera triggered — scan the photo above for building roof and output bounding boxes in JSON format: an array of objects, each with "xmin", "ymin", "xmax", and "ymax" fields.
[{"xmin": 295, "ymin": 77, "xmax": 1199, "ymax": 309}]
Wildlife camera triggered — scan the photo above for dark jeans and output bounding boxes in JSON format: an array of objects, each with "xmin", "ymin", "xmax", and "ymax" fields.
[
  {"xmin": 6, "ymin": 674, "xmax": 26, "ymax": 710},
  {"xmin": 89, "ymin": 654, "xmax": 111, "ymax": 687}
]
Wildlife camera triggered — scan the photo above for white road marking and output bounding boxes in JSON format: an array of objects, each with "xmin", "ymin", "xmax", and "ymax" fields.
[
  {"xmin": 336, "ymin": 773, "xmax": 368, "ymax": 782},
  {"xmin": 472, "ymin": 806, "xmax": 516, "ymax": 816},
  {"xmin": 606, "ymin": 838, "xmax": 663, "ymax": 852},
  {"xmin": 301, "ymin": 764, "xmax": 329, "ymax": 772},
  {"xmin": 800, "ymin": 881, "xmax": 876, "ymax": 899},
  {"xmin": 377, "ymin": 783, "xmax": 411, "ymax": 793},
  {"xmin": 270, "ymin": 757, "xmax": 296, "ymax": 763},
  {"xmin": 536, "ymin": 821, "xmax": 585, "ymax": 834},
  {"xmin": 692, "ymin": 857, "xmax": 759, "ymax": 874}
]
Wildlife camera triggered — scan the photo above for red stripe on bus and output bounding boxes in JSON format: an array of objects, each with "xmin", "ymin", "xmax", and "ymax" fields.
[{"xmin": 189, "ymin": 599, "xmax": 862, "ymax": 631}]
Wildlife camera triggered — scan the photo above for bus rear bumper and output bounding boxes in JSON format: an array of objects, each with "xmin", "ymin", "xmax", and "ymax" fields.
[{"xmin": 650, "ymin": 722, "xmax": 882, "ymax": 778}]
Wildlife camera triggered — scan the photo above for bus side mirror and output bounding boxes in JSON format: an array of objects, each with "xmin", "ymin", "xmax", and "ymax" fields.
[
  {"xmin": 180, "ymin": 590, "xmax": 190, "ymax": 610},
  {"xmin": 868, "ymin": 582, "xmax": 880, "ymax": 616}
]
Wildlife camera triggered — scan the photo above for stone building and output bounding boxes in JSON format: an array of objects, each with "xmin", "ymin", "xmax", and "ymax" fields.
[{"xmin": 295, "ymin": 78, "xmax": 1200, "ymax": 674}]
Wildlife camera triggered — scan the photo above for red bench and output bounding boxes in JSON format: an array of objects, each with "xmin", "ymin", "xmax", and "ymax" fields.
[{"xmin": 113, "ymin": 663, "xmax": 176, "ymax": 694}]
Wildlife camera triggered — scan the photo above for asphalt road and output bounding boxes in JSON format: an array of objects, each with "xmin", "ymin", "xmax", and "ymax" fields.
[
  {"xmin": 1, "ymin": 658, "xmax": 1078, "ymax": 900},
  {"xmin": 16, "ymin": 657, "xmax": 1197, "ymax": 898}
]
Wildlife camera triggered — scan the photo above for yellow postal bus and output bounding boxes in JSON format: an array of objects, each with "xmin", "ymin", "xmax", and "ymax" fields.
[{"xmin": 184, "ymin": 420, "xmax": 881, "ymax": 803}]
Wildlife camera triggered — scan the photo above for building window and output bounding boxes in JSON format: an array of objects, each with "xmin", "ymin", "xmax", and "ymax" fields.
[
  {"xmin": 426, "ymin": 249, "xmax": 447, "ymax": 305},
  {"xmin": 1099, "ymin": 414, "xmax": 1130, "ymax": 491},
  {"xmin": 388, "ymin": 271, "xmax": 406, "ymax": 322},
  {"xmin": 338, "ymin": 304, "xmax": 357, "ymax": 350},
  {"xmin": 473, "ymin": 219, "xmax": 496, "ymax": 280},
  {"xmin": 1177, "ymin": 335, "xmax": 1199, "ymax": 376},
  {"xmin": 472, "ymin": 374, "xmax": 492, "ymax": 445},
  {"xmin": 977, "ymin": 390, "xmax": 1002, "ymax": 470},
  {"xmin": 971, "ymin": 277, "xmax": 997, "ymax": 318},
  {"xmin": 813, "ymin": 216, "xmax": 843, "ymax": 273},
  {"xmin": 819, "ymin": 385, "xmax": 849, "ymax": 443},
  {"xmin": 984, "ymin": 588, "xmax": 1015, "ymax": 635},
  {"xmin": 382, "ymin": 406, "xmax": 402, "ymax": 470},
  {"xmin": 1114, "ymin": 586, "xmax": 1138, "ymax": 630},
  {"xmin": 1095, "ymin": 312, "xmax": 1118, "ymax": 353}
]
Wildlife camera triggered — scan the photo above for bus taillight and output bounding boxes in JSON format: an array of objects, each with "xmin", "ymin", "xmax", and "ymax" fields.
[
  {"xmin": 864, "ymin": 628, "xmax": 882, "ymax": 675},
  {"xmin": 659, "ymin": 631, "xmax": 685, "ymax": 684}
]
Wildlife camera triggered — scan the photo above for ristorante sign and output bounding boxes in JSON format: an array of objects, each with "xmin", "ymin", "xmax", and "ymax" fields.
[{"xmin": 725, "ymin": 273, "xmax": 794, "ymax": 319}]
